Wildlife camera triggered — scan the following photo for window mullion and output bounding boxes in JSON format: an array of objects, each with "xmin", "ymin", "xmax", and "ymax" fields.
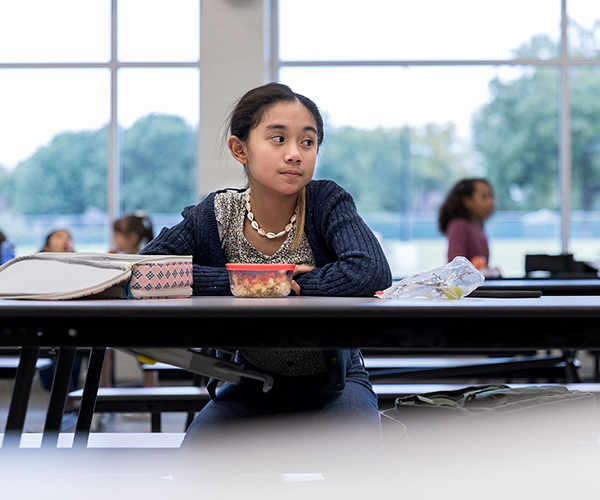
[
  {"xmin": 559, "ymin": 0, "xmax": 571, "ymax": 254},
  {"xmin": 108, "ymin": 0, "xmax": 120, "ymax": 241}
]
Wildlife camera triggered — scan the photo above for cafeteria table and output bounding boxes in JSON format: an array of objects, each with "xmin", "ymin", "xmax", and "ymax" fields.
[
  {"xmin": 480, "ymin": 278, "xmax": 600, "ymax": 296},
  {"xmin": 2, "ymin": 294, "xmax": 600, "ymax": 448}
]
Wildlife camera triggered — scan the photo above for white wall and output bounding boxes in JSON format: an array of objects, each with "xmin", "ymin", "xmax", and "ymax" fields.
[{"xmin": 198, "ymin": 0, "xmax": 273, "ymax": 199}]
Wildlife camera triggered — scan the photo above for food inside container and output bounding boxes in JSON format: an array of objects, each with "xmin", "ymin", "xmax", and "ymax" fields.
[{"xmin": 226, "ymin": 263, "xmax": 296, "ymax": 298}]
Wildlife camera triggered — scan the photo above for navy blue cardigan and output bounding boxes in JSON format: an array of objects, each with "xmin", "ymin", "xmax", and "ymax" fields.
[{"xmin": 141, "ymin": 179, "xmax": 392, "ymax": 390}]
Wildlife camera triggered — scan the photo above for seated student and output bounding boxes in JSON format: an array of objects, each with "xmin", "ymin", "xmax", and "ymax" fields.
[
  {"xmin": 101, "ymin": 213, "xmax": 156, "ymax": 388},
  {"xmin": 110, "ymin": 213, "xmax": 154, "ymax": 255},
  {"xmin": 438, "ymin": 178, "xmax": 500, "ymax": 278},
  {"xmin": 140, "ymin": 82, "xmax": 392, "ymax": 473},
  {"xmin": 41, "ymin": 229, "xmax": 74, "ymax": 253},
  {"xmin": 38, "ymin": 229, "xmax": 82, "ymax": 394}
]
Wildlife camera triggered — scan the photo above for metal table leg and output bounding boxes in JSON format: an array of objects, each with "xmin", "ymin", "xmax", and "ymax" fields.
[
  {"xmin": 73, "ymin": 347, "xmax": 106, "ymax": 449},
  {"xmin": 41, "ymin": 347, "xmax": 76, "ymax": 448},
  {"xmin": 3, "ymin": 347, "xmax": 40, "ymax": 449},
  {"xmin": 563, "ymin": 349, "xmax": 581, "ymax": 383}
]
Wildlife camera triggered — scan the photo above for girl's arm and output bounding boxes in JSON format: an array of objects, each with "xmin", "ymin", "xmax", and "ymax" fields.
[
  {"xmin": 295, "ymin": 182, "xmax": 392, "ymax": 297},
  {"xmin": 140, "ymin": 203, "xmax": 231, "ymax": 296}
]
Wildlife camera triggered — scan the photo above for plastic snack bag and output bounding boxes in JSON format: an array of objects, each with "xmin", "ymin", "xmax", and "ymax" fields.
[{"xmin": 375, "ymin": 256, "xmax": 485, "ymax": 300}]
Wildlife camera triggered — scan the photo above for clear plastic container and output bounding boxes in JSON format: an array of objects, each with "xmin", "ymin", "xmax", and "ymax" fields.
[
  {"xmin": 226, "ymin": 263, "xmax": 296, "ymax": 298},
  {"xmin": 375, "ymin": 256, "xmax": 485, "ymax": 300}
]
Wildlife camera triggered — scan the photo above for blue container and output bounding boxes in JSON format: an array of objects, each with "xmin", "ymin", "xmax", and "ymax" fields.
[{"xmin": 1, "ymin": 240, "xmax": 15, "ymax": 265}]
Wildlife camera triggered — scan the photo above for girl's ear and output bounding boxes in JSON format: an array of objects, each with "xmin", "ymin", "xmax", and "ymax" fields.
[{"xmin": 228, "ymin": 136, "xmax": 248, "ymax": 165}]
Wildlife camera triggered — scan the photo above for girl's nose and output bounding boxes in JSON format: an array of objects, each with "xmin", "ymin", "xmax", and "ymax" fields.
[{"xmin": 285, "ymin": 147, "xmax": 302, "ymax": 163}]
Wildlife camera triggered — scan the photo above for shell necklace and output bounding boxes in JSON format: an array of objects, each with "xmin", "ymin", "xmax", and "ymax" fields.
[{"xmin": 244, "ymin": 189, "xmax": 297, "ymax": 239}]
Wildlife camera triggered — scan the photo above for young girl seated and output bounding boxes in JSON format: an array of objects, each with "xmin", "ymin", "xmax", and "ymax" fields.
[
  {"xmin": 101, "ymin": 214, "xmax": 156, "ymax": 388},
  {"xmin": 438, "ymin": 178, "xmax": 500, "ymax": 277},
  {"xmin": 111, "ymin": 214, "xmax": 154, "ymax": 254},
  {"xmin": 38, "ymin": 229, "xmax": 81, "ymax": 394},
  {"xmin": 140, "ymin": 82, "xmax": 392, "ymax": 470},
  {"xmin": 41, "ymin": 229, "xmax": 74, "ymax": 253}
]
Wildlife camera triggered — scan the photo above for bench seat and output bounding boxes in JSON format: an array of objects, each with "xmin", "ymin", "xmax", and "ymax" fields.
[
  {"xmin": 363, "ymin": 354, "xmax": 580, "ymax": 382},
  {"xmin": 68, "ymin": 382, "xmax": 600, "ymax": 433},
  {"xmin": 0, "ymin": 357, "xmax": 53, "ymax": 378},
  {"xmin": 68, "ymin": 386, "xmax": 210, "ymax": 432},
  {"xmin": 142, "ymin": 352, "xmax": 580, "ymax": 385}
]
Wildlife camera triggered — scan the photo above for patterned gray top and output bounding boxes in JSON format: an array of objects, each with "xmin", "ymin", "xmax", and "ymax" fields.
[{"xmin": 214, "ymin": 190, "xmax": 326, "ymax": 376}]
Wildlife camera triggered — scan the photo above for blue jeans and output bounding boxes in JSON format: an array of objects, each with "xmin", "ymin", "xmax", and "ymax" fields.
[{"xmin": 176, "ymin": 350, "xmax": 381, "ymax": 477}]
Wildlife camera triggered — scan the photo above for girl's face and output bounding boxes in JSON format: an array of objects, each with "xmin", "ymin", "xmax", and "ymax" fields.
[
  {"xmin": 463, "ymin": 181, "xmax": 495, "ymax": 222},
  {"xmin": 230, "ymin": 101, "xmax": 318, "ymax": 197},
  {"xmin": 45, "ymin": 230, "xmax": 73, "ymax": 252}
]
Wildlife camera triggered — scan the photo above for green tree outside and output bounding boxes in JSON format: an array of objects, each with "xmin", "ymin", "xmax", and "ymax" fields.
[
  {"xmin": 5, "ymin": 22, "xmax": 600, "ymax": 221},
  {"xmin": 121, "ymin": 114, "xmax": 196, "ymax": 214},
  {"xmin": 0, "ymin": 164, "xmax": 12, "ymax": 211},
  {"xmin": 473, "ymin": 23, "xmax": 600, "ymax": 213},
  {"xmin": 472, "ymin": 35, "xmax": 560, "ymax": 212},
  {"xmin": 11, "ymin": 128, "xmax": 108, "ymax": 214},
  {"xmin": 317, "ymin": 123, "xmax": 471, "ymax": 214},
  {"xmin": 4, "ymin": 114, "xmax": 196, "ymax": 215}
]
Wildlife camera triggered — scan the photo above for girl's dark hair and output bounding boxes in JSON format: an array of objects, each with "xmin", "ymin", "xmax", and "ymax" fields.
[
  {"xmin": 228, "ymin": 82, "xmax": 324, "ymax": 146},
  {"xmin": 438, "ymin": 178, "xmax": 492, "ymax": 234},
  {"xmin": 113, "ymin": 214, "xmax": 154, "ymax": 246},
  {"xmin": 43, "ymin": 231, "xmax": 55, "ymax": 250}
]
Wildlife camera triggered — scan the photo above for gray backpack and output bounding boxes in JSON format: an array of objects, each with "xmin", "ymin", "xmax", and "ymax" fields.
[{"xmin": 381, "ymin": 384, "xmax": 597, "ymax": 447}]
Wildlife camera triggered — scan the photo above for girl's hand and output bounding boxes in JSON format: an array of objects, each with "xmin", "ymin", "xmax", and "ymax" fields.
[{"xmin": 291, "ymin": 264, "xmax": 315, "ymax": 295}]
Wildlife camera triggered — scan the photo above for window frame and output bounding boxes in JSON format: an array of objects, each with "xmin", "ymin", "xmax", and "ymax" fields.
[
  {"xmin": 0, "ymin": 0, "xmax": 201, "ymax": 230},
  {"xmin": 271, "ymin": 0, "xmax": 600, "ymax": 255}
]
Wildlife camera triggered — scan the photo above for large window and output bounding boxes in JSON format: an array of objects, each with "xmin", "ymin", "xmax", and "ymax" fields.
[
  {"xmin": 277, "ymin": 0, "xmax": 599, "ymax": 278},
  {"xmin": 0, "ymin": 0, "xmax": 200, "ymax": 255},
  {"xmin": 2, "ymin": 0, "xmax": 598, "ymax": 277}
]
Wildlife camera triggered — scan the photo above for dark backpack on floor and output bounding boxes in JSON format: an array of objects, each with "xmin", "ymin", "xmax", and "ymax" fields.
[{"xmin": 381, "ymin": 384, "xmax": 597, "ymax": 447}]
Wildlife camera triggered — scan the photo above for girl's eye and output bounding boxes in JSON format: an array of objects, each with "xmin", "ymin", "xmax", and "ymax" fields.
[
  {"xmin": 301, "ymin": 139, "xmax": 314, "ymax": 147},
  {"xmin": 272, "ymin": 136, "xmax": 284, "ymax": 143}
]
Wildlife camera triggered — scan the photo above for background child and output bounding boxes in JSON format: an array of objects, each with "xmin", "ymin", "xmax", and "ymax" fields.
[
  {"xmin": 41, "ymin": 229, "xmax": 74, "ymax": 253},
  {"xmin": 110, "ymin": 213, "xmax": 154, "ymax": 254},
  {"xmin": 438, "ymin": 178, "xmax": 500, "ymax": 277},
  {"xmin": 101, "ymin": 213, "xmax": 156, "ymax": 389},
  {"xmin": 38, "ymin": 229, "xmax": 81, "ymax": 396}
]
